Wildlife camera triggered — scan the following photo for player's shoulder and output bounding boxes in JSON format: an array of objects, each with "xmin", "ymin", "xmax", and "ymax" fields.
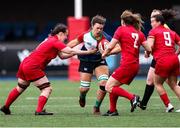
[
  {"xmin": 150, "ymin": 27, "xmax": 159, "ymax": 32},
  {"xmin": 161, "ymin": 26, "xmax": 176, "ymax": 35},
  {"xmin": 79, "ymin": 30, "xmax": 90, "ymax": 37},
  {"xmin": 138, "ymin": 30, "xmax": 145, "ymax": 38},
  {"xmin": 115, "ymin": 26, "xmax": 127, "ymax": 34},
  {"xmin": 47, "ymin": 35, "xmax": 58, "ymax": 41},
  {"xmin": 149, "ymin": 27, "xmax": 160, "ymax": 36},
  {"xmin": 117, "ymin": 26, "xmax": 126, "ymax": 30},
  {"xmin": 168, "ymin": 28, "xmax": 176, "ymax": 34},
  {"xmin": 48, "ymin": 35, "xmax": 65, "ymax": 45}
]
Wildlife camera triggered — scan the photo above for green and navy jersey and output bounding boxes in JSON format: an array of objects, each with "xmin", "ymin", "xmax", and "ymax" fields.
[{"xmin": 77, "ymin": 31, "xmax": 108, "ymax": 62}]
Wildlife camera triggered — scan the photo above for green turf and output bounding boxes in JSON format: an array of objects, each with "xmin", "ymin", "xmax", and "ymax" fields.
[{"xmin": 0, "ymin": 79, "xmax": 180, "ymax": 127}]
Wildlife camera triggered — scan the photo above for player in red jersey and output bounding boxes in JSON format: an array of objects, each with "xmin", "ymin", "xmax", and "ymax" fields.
[
  {"xmin": 139, "ymin": 9, "xmax": 179, "ymax": 111},
  {"xmin": 102, "ymin": 10, "xmax": 151, "ymax": 116},
  {"xmin": 0, "ymin": 23, "xmax": 96, "ymax": 115},
  {"xmin": 146, "ymin": 14, "xmax": 180, "ymax": 112}
]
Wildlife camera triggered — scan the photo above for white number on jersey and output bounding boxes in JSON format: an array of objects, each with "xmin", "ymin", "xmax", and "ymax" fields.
[
  {"xmin": 132, "ymin": 33, "xmax": 139, "ymax": 48},
  {"xmin": 163, "ymin": 32, "xmax": 172, "ymax": 46}
]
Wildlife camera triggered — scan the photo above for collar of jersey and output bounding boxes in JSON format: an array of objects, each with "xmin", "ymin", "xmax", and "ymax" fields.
[
  {"xmin": 53, "ymin": 35, "xmax": 59, "ymax": 40},
  {"xmin": 90, "ymin": 31, "xmax": 102, "ymax": 41}
]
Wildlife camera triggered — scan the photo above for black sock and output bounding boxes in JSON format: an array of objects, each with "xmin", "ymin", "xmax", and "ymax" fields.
[
  {"xmin": 80, "ymin": 93, "xmax": 86, "ymax": 99},
  {"xmin": 141, "ymin": 84, "xmax": 154, "ymax": 106}
]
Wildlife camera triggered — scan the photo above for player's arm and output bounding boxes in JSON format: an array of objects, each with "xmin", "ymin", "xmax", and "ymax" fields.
[
  {"xmin": 142, "ymin": 37, "xmax": 154, "ymax": 57},
  {"xmin": 58, "ymin": 52, "xmax": 74, "ymax": 59},
  {"xmin": 61, "ymin": 46, "xmax": 97, "ymax": 55},
  {"xmin": 175, "ymin": 41, "xmax": 180, "ymax": 55},
  {"xmin": 175, "ymin": 47, "xmax": 180, "ymax": 55},
  {"xmin": 107, "ymin": 43, "xmax": 121, "ymax": 56},
  {"xmin": 67, "ymin": 39, "xmax": 80, "ymax": 48},
  {"xmin": 175, "ymin": 33, "xmax": 180, "ymax": 54},
  {"xmin": 102, "ymin": 38, "xmax": 119, "ymax": 59}
]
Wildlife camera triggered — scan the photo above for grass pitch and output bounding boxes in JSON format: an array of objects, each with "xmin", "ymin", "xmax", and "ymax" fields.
[{"xmin": 0, "ymin": 78, "xmax": 180, "ymax": 127}]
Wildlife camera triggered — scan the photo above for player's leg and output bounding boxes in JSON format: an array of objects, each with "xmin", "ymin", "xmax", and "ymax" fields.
[
  {"xmin": 79, "ymin": 72, "xmax": 92, "ymax": 107},
  {"xmin": 177, "ymin": 55, "xmax": 180, "ymax": 86},
  {"xmin": 106, "ymin": 76, "xmax": 139, "ymax": 113},
  {"xmin": 78, "ymin": 61, "xmax": 93, "ymax": 107},
  {"xmin": 154, "ymin": 74, "xmax": 173, "ymax": 112},
  {"xmin": 103, "ymin": 67, "xmax": 140, "ymax": 116},
  {"xmin": 168, "ymin": 75, "xmax": 180, "ymax": 98},
  {"xmin": 33, "ymin": 76, "xmax": 53, "ymax": 115},
  {"xmin": 0, "ymin": 78, "xmax": 30, "ymax": 115},
  {"xmin": 139, "ymin": 59, "xmax": 156, "ymax": 110},
  {"xmin": 102, "ymin": 76, "xmax": 121, "ymax": 116},
  {"xmin": 105, "ymin": 65, "xmax": 140, "ymax": 115},
  {"xmin": 94, "ymin": 65, "xmax": 109, "ymax": 114},
  {"xmin": 167, "ymin": 75, "xmax": 180, "ymax": 112}
]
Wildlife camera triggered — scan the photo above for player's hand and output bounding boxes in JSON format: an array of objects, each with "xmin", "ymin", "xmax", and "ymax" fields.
[
  {"xmin": 88, "ymin": 48, "xmax": 97, "ymax": 54},
  {"xmin": 144, "ymin": 51, "xmax": 150, "ymax": 58},
  {"xmin": 102, "ymin": 52, "xmax": 107, "ymax": 59}
]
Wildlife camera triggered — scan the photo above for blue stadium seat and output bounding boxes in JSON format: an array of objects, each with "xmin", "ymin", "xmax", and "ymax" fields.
[
  {"xmin": 24, "ymin": 22, "xmax": 37, "ymax": 40},
  {"xmin": 12, "ymin": 23, "xmax": 24, "ymax": 40},
  {"xmin": 36, "ymin": 21, "xmax": 58, "ymax": 42},
  {"xmin": 0, "ymin": 22, "xmax": 12, "ymax": 41}
]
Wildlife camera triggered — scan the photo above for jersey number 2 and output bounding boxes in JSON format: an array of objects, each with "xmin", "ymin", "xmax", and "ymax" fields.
[
  {"xmin": 132, "ymin": 33, "xmax": 139, "ymax": 48},
  {"xmin": 163, "ymin": 32, "xmax": 172, "ymax": 46}
]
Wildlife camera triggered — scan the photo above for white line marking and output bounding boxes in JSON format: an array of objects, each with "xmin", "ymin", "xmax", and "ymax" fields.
[
  {"xmin": 25, "ymin": 96, "xmax": 178, "ymax": 100},
  {"xmin": 11, "ymin": 104, "xmax": 95, "ymax": 108}
]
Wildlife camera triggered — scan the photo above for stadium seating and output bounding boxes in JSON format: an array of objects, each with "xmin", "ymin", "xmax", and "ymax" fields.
[{"xmin": 0, "ymin": 20, "xmax": 151, "ymax": 42}]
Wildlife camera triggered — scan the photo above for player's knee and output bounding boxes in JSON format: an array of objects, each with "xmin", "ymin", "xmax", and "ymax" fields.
[
  {"xmin": 45, "ymin": 86, "xmax": 52, "ymax": 94},
  {"xmin": 146, "ymin": 76, "xmax": 154, "ymax": 85},
  {"xmin": 38, "ymin": 82, "xmax": 52, "ymax": 93},
  {"xmin": 169, "ymin": 83, "xmax": 177, "ymax": 91},
  {"xmin": 37, "ymin": 82, "xmax": 51, "ymax": 90},
  {"xmin": 17, "ymin": 83, "xmax": 30, "ymax": 93},
  {"xmin": 80, "ymin": 81, "xmax": 90, "ymax": 88},
  {"xmin": 98, "ymin": 80, "xmax": 107, "ymax": 86},
  {"xmin": 98, "ymin": 74, "xmax": 108, "ymax": 92},
  {"xmin": 105, "ymin": 85, "xmax": 112, "ymax": 93},
  {"xmin": 98, "ymin": 74, "xmax": 108, "ymax": 83},
  {"xmin": 38, "ymin": 82, "xmax": 52, "ymax": 97}
]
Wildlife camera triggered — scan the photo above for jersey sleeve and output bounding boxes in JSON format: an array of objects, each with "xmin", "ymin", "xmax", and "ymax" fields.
[
  {"xmin": 77, "ymin": 33, "xmax": 85, "ymax": 42},
  {"xmin": 140, "ymin": 32, "xmax": 146, "ymax": 45},
  {"xmin": 174, "ymin": 32, "xmax": 180, "ymax": 44},
  {"xmin": 103, "ymin": 31, "xmax": 112, "ymax": 42},
  {"xmin": 54, "ymin": 41, "xmax": 67, "ymax": 51},
  {"xmin": 148, "ymin": 29, "xmax": 156, "ymax": 38},
  {"xmin": 113, "ymin": 27, "xmax": 122, "ymax": 41}
]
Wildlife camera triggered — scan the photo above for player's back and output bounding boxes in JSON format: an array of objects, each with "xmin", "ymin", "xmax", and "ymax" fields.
[
  {"xmin": 24, "ymin": 36, "xmax": 63, "ymax": 69},
  {"xmin": 113, "ymin": 25, "xmax": 145, "ymax": 64},
  {"xmin": 149, "ymin": 25, "xmax": 178, "ymax": 60}
]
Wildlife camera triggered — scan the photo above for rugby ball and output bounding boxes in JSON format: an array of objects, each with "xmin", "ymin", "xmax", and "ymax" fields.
[{"xmin": 98, "ymin": 39, "xmax": 109, "ymax": 54}]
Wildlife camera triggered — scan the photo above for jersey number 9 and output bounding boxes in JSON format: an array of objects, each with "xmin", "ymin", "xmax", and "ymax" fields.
[{"xmin": 163, "ymin": 32, "xmax": 172, "ymax": 46}]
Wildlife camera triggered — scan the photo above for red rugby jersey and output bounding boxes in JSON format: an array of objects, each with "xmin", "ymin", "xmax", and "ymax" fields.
[
  {"xmin": 148, "ymin": 25, "xmax": 180, "ymax": 60},
  {"xmin": 23, "ymin": 35, "xmax": 66, "ymax": 70},
  {"xmin": 113, "ymin": 25, "xmax": 146, "ymax": 65}
]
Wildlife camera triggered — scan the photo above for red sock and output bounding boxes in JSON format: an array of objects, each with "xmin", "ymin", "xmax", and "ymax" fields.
[
  {"xmin": 160, "ymin": 93, "xmax": 170, "ymax": 107},
  {"xmin": 36, "ymin": 96, "xmax": 48, "ymax": 112},
  {"xmin": 5, "ymin": 87, "xmax": 20, "ymax": 108},
  {"xmin": 109, "ymin": 93, "xmax": 118, "ymax": 112},
  {"xmin": 112, "ymin": 86, "xmax": 134, "ymax": 100}
]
